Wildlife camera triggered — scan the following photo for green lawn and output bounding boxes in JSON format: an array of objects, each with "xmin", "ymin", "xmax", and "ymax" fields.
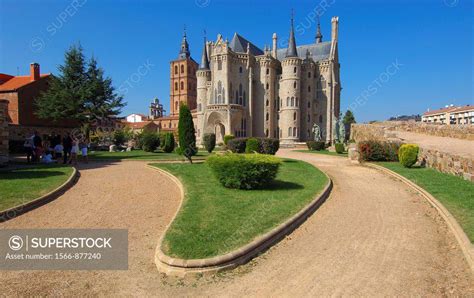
[
  {"xmin": 152, "ymin": 159, "xmax": 328, "ymax": 259},
  {"xmin": 379, "ymin": 162, "xmax": 474, "ymax": 242},
  {"xmin": 295, "ymin": 149, "xmax": 348, "ymax": 157},
  {"xmin": 0, "ymin": 165, "xmax": 74, "ymax": 211},
  {"xmin": 89, "ymin": 149, "xmax": 210, "ymax": 160}
]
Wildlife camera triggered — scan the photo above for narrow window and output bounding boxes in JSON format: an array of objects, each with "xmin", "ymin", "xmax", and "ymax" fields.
[
  {"xmin": 293, "ymin": 67, "xmax": 297, "ymax": 73},
  {"xmin": 308, "ymin": 72, "xmax": 311, "ymax": 78},
  {"xmin": 174, "ymin": 82, "xmax": 178, "ymax": 91},
  {"xmin": 288, "ymin": 127, "xmax": 292, "ymax": 137},
  {"xmin": 174, "ymin": 65, "xmax": 178, "ymax": 75},
  {"xmin": 308, "ymin": 86, "xmax": 311, "ymax": 92},
  {"xmin": 266, "ymin": 113, "xmax": 269, "ymax": 121},
  {"xmin": 308, "ymin": 101, "xmax": 311, "ymax": 108},
  {"xmin": 180, "ymin": 81, "xmax": 184, "ymax": 90},
  {"xmin": 291, "ymin": 97, "xmax": 294, "ymax": 106},
  {"xmin": 218, "ymin": 60, "xmax": 222, "ymax": 70},
  {"xmin": 239, "ymin": 66, "xmax": 243, "ymax": 73},
  {"xmin": 180, "ymin": 65, "xmax": 184, "ymax": 73},
  {"xmin": 266, "ymin": 68, "xmax": 270, "ymax": 75},
  {"xmin": 319, "ymin": 115, "xmax": 323, "ymax": 123},
  {"xmin": 294, "ymin": 82, "xmax": 297, "ymax": 89},
  {"xmin": 293, "ymin": 127, "xmax": 297, "ymax": 137},
  {"xmin": 266, "ymin": 129, "xmax": 269, "ymax": 137},
  {"xmin": 287, "ymin": 97, "xmax": 290, "ymax": 107},
  {"xmin": 266, "ymin": 83, "xmax": 269, "ymax": 90},
  {"xmin": 266, "ymin": 99, "xmax": 269, "ymax": 106},
  {"xmin": 293, "ymin": 112, "xmax": 297, "ymax": 120}
]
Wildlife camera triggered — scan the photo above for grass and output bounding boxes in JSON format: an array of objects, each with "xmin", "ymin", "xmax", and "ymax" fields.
[
  {"xmin": 89, "ymin": 149, "xmax": 210, "ymax": 160},
  {"xmin": 152, "ymin": 159, "xmax": 328, "ymax": 259},
  {"xmin": 379, "ymin": 162, "xmax": 474, "ymax": 242},
  {"xmin": 295, "ymin": 149, "xmax": 348, "ymax": 157},
  {"xmin": 0, "ymin": 164, "xmax": 74, "ymax": 211}
]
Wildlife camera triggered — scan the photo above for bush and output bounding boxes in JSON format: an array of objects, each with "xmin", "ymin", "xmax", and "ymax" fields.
[
  {"xmin": 203, "ymin": 133, "xmax": 216, "ymax": 153},
  {"xmin": 178, "ymin": 104, "xmax": 197, "ymax": 161},
  {"xmin": 227, "ymin": 138, "xmax": 247, "ymax": 153},
  {"xmin": 245, "ymin": 138, "xmax": 260, "ymax": 153},
  {"xmin": 207, "ymin": 153, "xmax": 282, "ymax": 189},
  {"xmin": 260, "ymin": 138, "xmax": 280, "ymax": 155},
  {"xmin": 306, "ymin": 141, "xmax": 325, "ymax": 151},
  {"xmin": 223, "ymin": 135, "xmax": 235, "ymax": 145},
  {"xmin": 113, "ymin": 129, "xmax": 127, "ymax": 146},
  {"xmin": 398, "ymin": 144, "xmax": 419, "ymax": 168},
  {"xmin": 140, "ymin": 132, "xmax": 160, "ymax": 152},
  {"xmin": 335, "ymin": 143, "xmax": 345, "ymax": 154},
  {"xmin": 162, "ymin": 132, "xmax": 175, "ymax": 153},
  {"xmin": 358, "ymin": 140, "xmax": 400, "ymax": 161}
]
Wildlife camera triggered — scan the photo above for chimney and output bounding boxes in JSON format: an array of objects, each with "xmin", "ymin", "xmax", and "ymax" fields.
[{"xmin": 30, "ymin": 63, "xmax": 40, "ymax": 81}]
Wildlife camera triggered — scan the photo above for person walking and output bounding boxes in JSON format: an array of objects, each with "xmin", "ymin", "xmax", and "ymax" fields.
[
  {"xmin": 69, "ymin": 138, "xmax": 79, "ymax": 165},
  {"xmin": 32, "ymin": 131, "xmax": 43, "ymax": 162},
  {"xmin": 62, "ymin": 133, "xmax": 72, "ymax": 164},
  {"xmin": 79, "ymin": 140, "xmax": 89, "ymax": 164}
]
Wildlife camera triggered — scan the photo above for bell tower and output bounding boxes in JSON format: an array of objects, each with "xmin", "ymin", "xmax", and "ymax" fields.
[{"xmin": 170, "ymin": 27, "xmax": 198, "ymax": 116}]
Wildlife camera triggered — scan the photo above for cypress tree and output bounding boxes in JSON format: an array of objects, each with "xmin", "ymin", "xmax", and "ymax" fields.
[{"xmin": 178, "ymin": 103, "xmax": 197, "ymax": 163}]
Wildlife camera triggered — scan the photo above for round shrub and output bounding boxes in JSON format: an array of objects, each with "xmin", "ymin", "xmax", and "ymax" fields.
[
  {"xmin": 306, "ymin": 141, "xmax": 325, "ymax": 151},
  {"xmin": 207, "ymin": 153, "xmax": 282, "ymax": 189},
  {"xmin": 141, "ymin": 132, "xmax": 160, "ymax": 152},
  {"xmin": 260, "ymin": 138, "xmax": 280, "ymax": 155},
  {"xmin": 335, "ymin": 143, "xmax": 345, "ymax": 154},
  {"xmin": 203, "ymin": 133, "xmax": 216, "ymax": 153},
  {"xmin": 223, "ymin": 134, "xmax": 235, "ymax": 145},
  {"xmin": 162, "ymin": 132, "xmax": 175, "ymax": 153},
  {"xmin": 398, "ymin": 144, "xmax": 419, "ymax": 168},
  {"xmin": 227, "ymin": 138, "xmax": 247, "ymax": 153},
  {"xmin": 245, "ymin": 138, "xmax": 260, "ymax": 153}
]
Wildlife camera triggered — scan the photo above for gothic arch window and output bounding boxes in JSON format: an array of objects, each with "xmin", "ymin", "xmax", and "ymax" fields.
[
  {"xmin": 291, "ymin": 97, "xmax": 294, "ymax": 106},
  {"xmin": 266, "ymin": 113, "xmax": 269, "ymax": 121},
  {"xmin": 293, "ymin": 127, "xmax": 297, "ymax": 137},
  {"xmin": 174, "ymin": 65, "xmax": 178, "ymax": 75},
  {"xmin": 293, "ymin": 67, "xmax": 297, "ymax": 73},
  {"xmin": 319, "ymin": 115, "xmax": 323, "ymax": 123},
  {"xmin": 288, "ymin": 127, "xmax": 292, "ymax": 137},
  {"xmin": 180, "ymin": 65, "xmax": 184, "ymax": 73},
  {"xmin": 239, "ymin": 66, "xmax": 243, "ymax": 73},
  {"xmin": 180, "ymin": 81, "xmax": 184, "ymax": 90},
  {"xmin": 294, "ymin": 82, "xmax": 297, "ymax": 89},
  {"xmin": 266, "ymin": 68, "xmax": 270, "ymax": 75},
  {"xmin": 174, "ymin": 82, "xmax": 178, "ymax": 91},
  {"xmin": 218, "ymin": 60, "xmax": 222, "ymax": 70},
  {"xmin": 243, "ymin": 91, "xmax": 246, "ymax": 106},
  {"xmin": 293, "ymin": 112, "xmax": 297, "ymax": 120},
  {"xmin": 266, "ymin": 99, "xmax": 269, "ymax": 106},
  {"xmin": 266, "ymin": 83, "xmax": 269, "ymax": 90},
  {"xmin": 175, "ymin": 101, "xmax": 178, "ymax": 111},
  {"xmin": 217, "ymin": 81, "xmax": 223, "ymax": 103},
  {"xmin": 287, "ymin": 97, "xmax": 290, "ymax": 107}
]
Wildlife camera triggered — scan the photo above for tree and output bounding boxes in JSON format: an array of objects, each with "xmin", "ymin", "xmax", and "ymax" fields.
[
  {"xmin": 36, "ymin": 44, "xmax": 125, "ymax": 131},
  {"xmin": 343, "ymin": 110, "xmax": 356, "ymax": 125},
  {"xmin": 178, "ymin": 103, "xmax": 197, "ymax": 163},
  {"xmin": 203, "ymin": 133, "xmax": 216, "ymax": 153},
  {"xmin": 162, "ymin": 132, "xmax": 175, "ymax": 153}
]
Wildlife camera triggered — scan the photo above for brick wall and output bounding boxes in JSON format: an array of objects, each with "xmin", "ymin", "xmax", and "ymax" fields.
[{"xmin": 0, "ymin": 99, "xmax": 9, "ymax": 166}]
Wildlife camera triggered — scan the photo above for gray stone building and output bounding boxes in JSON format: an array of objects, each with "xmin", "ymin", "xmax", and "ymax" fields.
[{"xmin": 196, "ymin": 16, "xmax": 341, "ymax": 145}]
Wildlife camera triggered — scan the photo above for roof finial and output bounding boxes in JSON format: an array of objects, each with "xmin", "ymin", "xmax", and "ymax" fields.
[
  {"xmin": 316, "ymin": 15, "xmax": 323, "ymax": 43},
  {"xmin": 184, "ymin": 24, "xmax": 187, "ymax": 38},
  {"xmin": 179, "ymin": 25, "xmax": 190, "ymax": 59}
]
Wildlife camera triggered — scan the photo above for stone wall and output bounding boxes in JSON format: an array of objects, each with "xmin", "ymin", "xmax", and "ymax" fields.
[
  {"xmin": 350, "ymin": 123, "xmax": 474, "ymax": 182},
  {"xmin": 0, "ymin": 99, "xmax": 9, "ymax": 166}
]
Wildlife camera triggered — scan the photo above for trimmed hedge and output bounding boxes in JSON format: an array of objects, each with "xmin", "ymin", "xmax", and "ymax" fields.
[
  {"xmin": 306, "ymin": 141, "xmax": 325, "ymax": 151},
  {"xmin": 203, "ymin": 133, "xmax": 216, "ymax": 153},
  {"xmin": 162, "ymin": 132, "xmax": 175, "ymax": 153},
  {"xmin": 245, "ymin": 138, "xmax": 259, "ymax": 153},
  {"xmin": 223, "ymin": 135, "xmax": 235, "ymax": 145},
  {"xmin": 227, "ymin": 137, "xmax": 280, "ymax": 155},
  {"xmin": 358, "ymin": 140, "xmax": 401, "ymax": 161},
  {"xmin": 207, "ymin": 153, "xmax": 282, "ymax": 189},
  {"xmin": 140, "ymin": 132, "xmax": 160, "ymax": 152},
  {"xmin": 335, "ymin": 143, "xmax": 345, "ymax": 154},
  {"xmin": 398, "ymin": 144, "xmax": 419, "ymax": 168}
]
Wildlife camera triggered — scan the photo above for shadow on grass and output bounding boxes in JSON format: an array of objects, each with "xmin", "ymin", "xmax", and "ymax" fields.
[
  {"xmin": 264, "ymin": 179, "xmax": 304, "ymax": 190},
  {"xmin": 0, "ymin": 170, "xmax": 66, "ymax": 180}
]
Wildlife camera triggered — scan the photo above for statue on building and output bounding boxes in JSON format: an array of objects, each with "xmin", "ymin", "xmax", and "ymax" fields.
[{"xmin": 312, "ymin": 123, "xmax": 321, "ymax": 142}]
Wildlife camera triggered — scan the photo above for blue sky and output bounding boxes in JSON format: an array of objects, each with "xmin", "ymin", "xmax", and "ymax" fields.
[{"xmin": 0, "ymin": 0, "xmax": 472, "ymax": 122}]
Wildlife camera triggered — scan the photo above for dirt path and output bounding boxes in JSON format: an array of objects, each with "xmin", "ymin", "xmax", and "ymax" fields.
[{"xmin": 1, "ymin": 154, "xmax": 472, "ymax": 296}]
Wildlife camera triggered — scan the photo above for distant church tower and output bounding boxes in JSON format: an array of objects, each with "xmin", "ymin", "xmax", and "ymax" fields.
[{"xmin": 169, "ymin": 28, "xmax": 198, "ymax": 116}]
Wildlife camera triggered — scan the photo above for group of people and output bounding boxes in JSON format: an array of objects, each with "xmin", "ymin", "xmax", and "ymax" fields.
[{"xmin": 23, "ymin": 131, "xmax": 89, "ymax": 165}]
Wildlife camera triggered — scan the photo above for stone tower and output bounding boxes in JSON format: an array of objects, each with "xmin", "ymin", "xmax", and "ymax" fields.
[
  {"xmin": 169, "ymin": 29, "xmax": 198, "ymax": 116},
  {"xmin": 279, "ymin": 15, "xmax": 302, "ymax": 144},
  {"xmin": 196, "ymin": 36, "xmax": 212, "ymax": 140}
]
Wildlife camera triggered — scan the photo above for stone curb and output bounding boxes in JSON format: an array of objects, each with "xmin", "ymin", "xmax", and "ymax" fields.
[
  {"xmin": 0, "ymin": 167, "xmax": 79, "ymax": 222},
  {"xmin": 366, "ymin": 163, "xmax": 474, "ymax": 273},
  {"xmin": 147, "ymin": 163, "xmax": 333, "ymax": 277},
  {"xmin": 89, "ymin": 158, "xmax": 207, "ymax": 163}
]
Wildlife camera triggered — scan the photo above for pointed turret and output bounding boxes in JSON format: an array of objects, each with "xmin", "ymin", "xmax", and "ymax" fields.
[
  {"xmin": 286, "ymin": 10, "xmax": 298, "ymax": 58},
  {"xmin": 316, "ymin": 16, "xmax": 323, "ymax": 43},
  {"xmin": 199, "ymin": 35, "xmax": 210, "ymax": 70},
  {"xmin": 179, "ymin": 26, "xmax": 190, "ymax": 59}
]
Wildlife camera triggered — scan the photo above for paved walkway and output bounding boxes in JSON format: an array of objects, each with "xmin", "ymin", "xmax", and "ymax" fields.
[
  {"xmin": 1, "ymin": 154, "xmax": 473, "ymax": 296},
  {"xmin": 392, "ymin": 130, "xmax": 474, "ymax": 159}
]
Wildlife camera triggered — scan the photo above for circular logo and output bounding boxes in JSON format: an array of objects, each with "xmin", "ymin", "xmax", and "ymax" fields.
[{"xmin": 8, "ymin": 235, "xmax": 24, "ymax": 251}]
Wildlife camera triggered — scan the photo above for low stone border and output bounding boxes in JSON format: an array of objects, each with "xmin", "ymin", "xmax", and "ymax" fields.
[
  {"xmin": 148, "ymin": 164, "xmax": 333, "ymax": 277},
  {"xmin": 366, "ymin": 163, "xmax": 474, "ymax": 273},
  {"xmin": 0, "ymin": 167, "xmax": 79, "ymax": 222}
]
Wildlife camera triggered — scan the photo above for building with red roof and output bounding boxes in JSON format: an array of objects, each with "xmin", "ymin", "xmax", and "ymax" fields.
[{"xmin": 422, "ymin": 104, "xmax": 474, "ymax": 125}]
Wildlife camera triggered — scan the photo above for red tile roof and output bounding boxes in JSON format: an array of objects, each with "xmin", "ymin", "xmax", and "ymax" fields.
[
  {"xmin": 124, "ymin": 121, "xmax": 157, "ymax": 129},
  {"xmin": 423, "ymin": 107, "xmax": 457, "ymax": 116},
  {"xmin": 452, "ymin": 105, "xmax": 474, "ymax": 113},
  {"xmin": 0, "ymin": 74, "xmax": 50, "ymax": 92}
]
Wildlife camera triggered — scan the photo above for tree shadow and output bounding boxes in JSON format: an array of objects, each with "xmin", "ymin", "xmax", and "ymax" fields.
[
  {"xmin": 264, "ymin": 179, "xmax": 304, "ymax": 190},
  {"xmin": 0, "ymin": 170, "xmax": 66, "ymax": 180}
]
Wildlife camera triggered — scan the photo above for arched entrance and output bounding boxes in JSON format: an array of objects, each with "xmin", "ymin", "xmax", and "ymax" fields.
[{"xmin": 214, "ymin": 122, "xmax": 225, "ymax": 144}]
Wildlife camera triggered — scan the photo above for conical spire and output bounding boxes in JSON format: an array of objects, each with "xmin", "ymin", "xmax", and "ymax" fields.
[
  {"xmin": 179, "ymin": 25, "xmax": 190, "ymax": 59},
  {"xmin": 199, "ymin": 31, "xmax": 210, "ymax": 70},
  {"xmin": 316, "ymin": 15, "xmax": 323, "ymax": 43},
  {"xmin": 286, "ymin": 10, "xmax": 298, "ymax": 58}
]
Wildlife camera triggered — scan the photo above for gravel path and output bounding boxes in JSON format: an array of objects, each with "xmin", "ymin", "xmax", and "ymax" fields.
[{"xmin": 1, "ymin": 154, "xmax": 472, "ymax": 296}]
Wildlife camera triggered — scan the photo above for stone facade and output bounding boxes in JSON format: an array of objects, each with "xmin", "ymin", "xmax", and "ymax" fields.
[
  {"xmin": 0, "ymin": 99, "xmax": 9, "ymax": 166},
  {"xmin": 195, "ymin": 17, "xmax": 341, "ymax": 145},
  {"xmin": 419, "ymin": 147, "xmax": 474, "ymax": 182}
]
